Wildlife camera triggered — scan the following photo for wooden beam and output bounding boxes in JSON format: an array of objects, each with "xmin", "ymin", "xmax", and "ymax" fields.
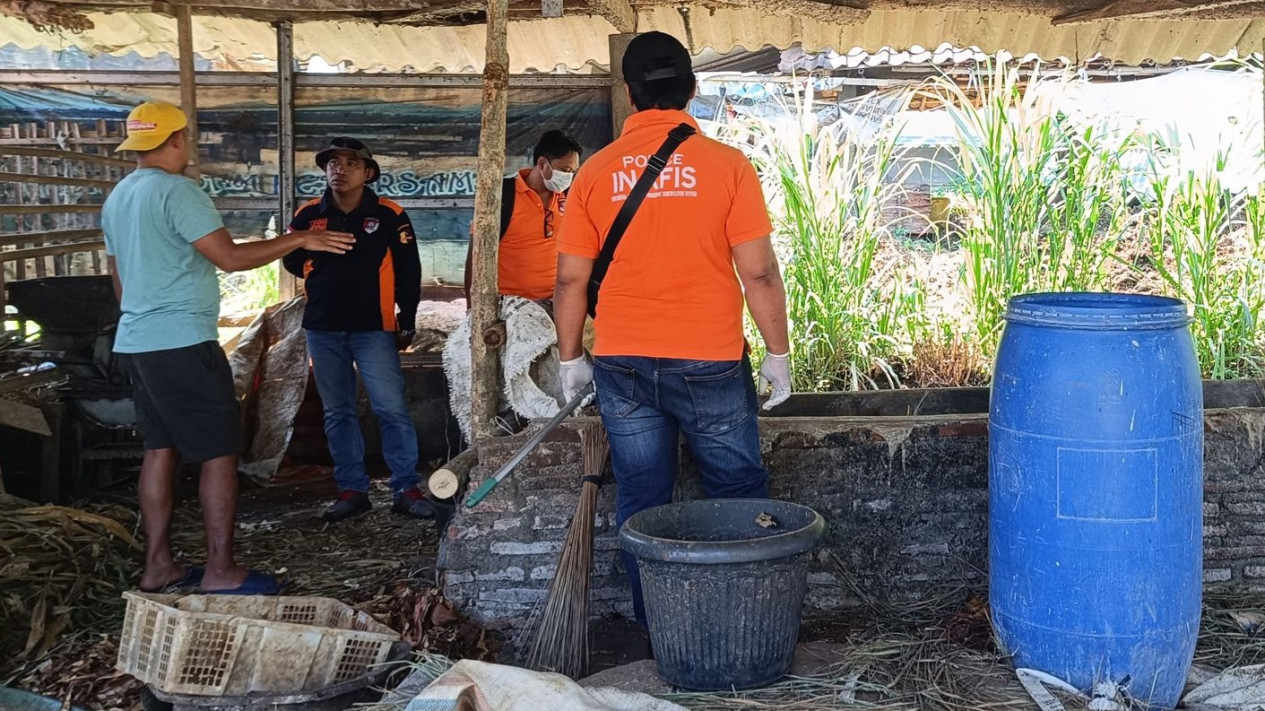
[
  {"xmin": 0, "ymin": 70, "xmax": 611, "ymax": 89},
  {"xmin": 0, "ymin": 241, "xmax": 105, "ymax": 262},
  {"xmin": 0, "ymin": 399, "xmax": 52, "ymax": 436},
  {"xmin": 469, "ymin": 0, "xmax": 510, "ymax": 440},
  {"xmin": 609, "ymin": 33, "xmax": 636, "ymax": 141},
  {"xmin": 183, "ymin": 0, "xmax": 435, "ymax": 10},
  {"xmin": 1053, "ymin": 0, "xmax": 1263, "ymax": 25},
  {"xmin": 217, "ymin": 313, "xmax": 258, "ymax": 327},
  {"xmin": 0, "ymin": 229, "xmax": 103, "ymax": 248},
  {"xmin": 276, "ymin": 21, "xmax": 300, "ymax": 302},
  {"xmin": 0, "ymin": 137, "xmax": 123, "ymax": 146},
  {"xmin": 176, "ymin": 3, "xmax": 200, "ymax": 178},
  {"xmin": 0, "ymin": 205, "xmax": 102, "ymax": 216},
  {"xmin": 0, "ymin": 173, "xmax": 115, "ymax": 190},
  {"xmin": 0, "ymin": 146, "xmax": 134, "ymax": 168},
  {"xmin": 428, "ymin": 447, "xmax": 478, "ymax": 499},
  {"xmin": 590, "ymin": 0, "xmax": 634, "ymax": 34},
  {"xmin": 707, "ymin": 0, "xmax": 867, "ymax": 23}
]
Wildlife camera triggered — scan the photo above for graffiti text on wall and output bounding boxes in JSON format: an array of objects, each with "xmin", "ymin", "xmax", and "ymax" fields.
[
  {"xmin": 296, "ymin": 170, "xmax": 477, "ymax": 198},
  {"xmin": 201, "ymin": 175, "xmax": 270, "ymax": 197},
  {"xmin": 201, "ymin": 170, "xmax": 478, "ymax": 199}
]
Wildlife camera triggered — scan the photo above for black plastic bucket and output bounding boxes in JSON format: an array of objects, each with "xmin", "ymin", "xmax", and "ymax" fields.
[{"xmin": 619, "ymin": 498, "xmax": 826, "ymax": 691}]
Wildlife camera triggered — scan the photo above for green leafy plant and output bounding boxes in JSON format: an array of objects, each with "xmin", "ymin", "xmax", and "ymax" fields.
[
  {"xmin": 1138, "ymin": 147, "xmax": 1265, "ymax": 379},
  {"xmin": 930, "ymin": 63, "xmax": 1134, "ymax": 354},
  {"xmin": 720, "ymin": 84, "xmax": 930, "ymax": 390}
]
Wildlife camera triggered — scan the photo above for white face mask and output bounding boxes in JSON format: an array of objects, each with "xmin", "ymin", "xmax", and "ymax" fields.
[{"xmin": 543, "ymin": 162, "xmax": 574, "ymax": 193}]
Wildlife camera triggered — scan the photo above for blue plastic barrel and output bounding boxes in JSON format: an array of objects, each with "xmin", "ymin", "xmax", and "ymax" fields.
[{"xmin": 990, "ymin": 293, "xmax": 1202, "ymax": 709}]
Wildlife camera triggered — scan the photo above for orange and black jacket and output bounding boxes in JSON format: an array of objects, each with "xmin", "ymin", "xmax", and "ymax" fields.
[{"xmin": 283, "ymin": 187, "xmax": 421, "ymax": 332}]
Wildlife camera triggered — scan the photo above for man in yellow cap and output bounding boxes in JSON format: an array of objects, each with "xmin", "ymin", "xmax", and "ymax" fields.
[{"xmin": 104, "ymin": 101, "xmax": 355, "ymax": 594}]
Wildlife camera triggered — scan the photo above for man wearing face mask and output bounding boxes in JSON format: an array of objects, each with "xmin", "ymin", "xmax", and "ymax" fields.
[
  {"xmin": 284, "ymin": 137, "xmax": 433, "ymax": 522},
  {"xmin": 463, "ymin": 129, "xmax": 583, "ymax": 305}
]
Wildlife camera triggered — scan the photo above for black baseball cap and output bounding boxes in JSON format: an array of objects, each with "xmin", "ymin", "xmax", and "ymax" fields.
[
  {"xmin": 622, "ymin": 31, "xmax": 693, "ymax": 83},
  {"xmin": 315, "ymin": 137, "xmax": 381, "ymax": 183}
]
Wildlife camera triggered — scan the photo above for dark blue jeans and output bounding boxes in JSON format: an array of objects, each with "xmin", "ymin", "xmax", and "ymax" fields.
[
  {"xmin": 306, "ymin": 330, "xmax": 419, "ymax": 494},
  {"xmin": 594, "ymin": 355, "xmax": 769, "ymax": 625}
]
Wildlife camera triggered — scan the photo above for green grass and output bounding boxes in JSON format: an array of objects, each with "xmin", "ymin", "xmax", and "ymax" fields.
[{"xmin": 219, "ymin": 261, "xmax": 280, "ymax": 316}]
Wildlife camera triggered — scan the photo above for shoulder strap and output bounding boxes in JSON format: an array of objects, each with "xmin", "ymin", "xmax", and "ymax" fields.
[
  {"xmin": 499, "ymin": 176, "xmax": 516, "ymax": 239},
  {"xmin": 590, "ymin": 122, "xmax": 696, "ymax": 289}
]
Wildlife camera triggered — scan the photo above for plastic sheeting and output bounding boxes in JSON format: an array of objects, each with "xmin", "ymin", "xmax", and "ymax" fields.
[
  {"xmin": 442, "ymin": 297, "xmax": 565, "ymax": 445},
  {"xmin": 3, "ymin": 5, "xmax": 1262, "ymax": 73},
  {"xmin": 1032, "ymin": 67, "xmax": 1265, "ymax": 192},
  {"xmin": 228, "ymin": 298, "xmax": 313, "ymax": 484},
  {"xmin": 403, "ymin": 660, "xmax": 686, "ymax": 711}
]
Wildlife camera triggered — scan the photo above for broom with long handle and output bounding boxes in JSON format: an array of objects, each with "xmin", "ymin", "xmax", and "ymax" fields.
[{"xmin": 525, "ymin": 421, "xmax": 609, "ymax": 678}]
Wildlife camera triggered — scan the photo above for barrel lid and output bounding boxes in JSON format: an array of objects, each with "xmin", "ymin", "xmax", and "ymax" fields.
[{"xmin": 1004, "ymin": 292, "xmax": 1191, "ymax": 330}]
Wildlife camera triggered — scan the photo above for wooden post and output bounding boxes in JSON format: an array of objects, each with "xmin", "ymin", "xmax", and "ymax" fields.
[
  {"xmin": 428, "ymin": 447, "xmax": 478, "ymax": 499},
  {"xmin": 176, "ymin": 4, "xmax": 200, "ymax": 178},
  {"xmin": 276, "ymin": 21, "xmax": 300, "ymax": 301},
  {"xmin": 609, "ymin": 33, "xmax": 638, "ymax": 140},
  {"xmin": 468, "ymin": 0, "xmax": 510, "ymax": 440},
  {"xmin": 39, "ymin": 402, "xmax": 64, "ymax": 503}
]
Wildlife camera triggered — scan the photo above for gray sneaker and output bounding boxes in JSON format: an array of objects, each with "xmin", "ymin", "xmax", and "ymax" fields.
[
  {"xmin": 392, "ymin": 488, "xmax": 437, "ymax": 519},
  {"xmin": 322, "ymin": 491, "xmax": 372, "ymax": 521}
]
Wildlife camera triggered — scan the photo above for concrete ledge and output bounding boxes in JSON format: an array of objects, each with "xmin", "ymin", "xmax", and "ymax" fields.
[{"xmin": 438, "ymin": 388, "xmax": 1265, "ymax": 630}]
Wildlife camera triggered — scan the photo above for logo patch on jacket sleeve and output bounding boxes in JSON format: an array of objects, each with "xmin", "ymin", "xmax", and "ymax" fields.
[
  {"xmin": 398, "ymin": 226, "xmax": 415, "ymax": 244},
  {"xmin": 363, "ymin": 217, "xmax": 380, "ymax": 234}
]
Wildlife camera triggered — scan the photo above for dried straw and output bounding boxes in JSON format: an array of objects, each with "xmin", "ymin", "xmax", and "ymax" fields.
[
  {"xmin": 0, "ymin": 495, "xmax": 141, "ymax": 682},
  {"xmin": 524, "ymin": 422, "xmax": 609, "ymax": 679}
]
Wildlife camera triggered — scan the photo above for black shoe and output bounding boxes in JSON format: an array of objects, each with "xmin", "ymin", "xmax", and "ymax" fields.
[
  {"xmin": 392, "ymin": 488, "xmax": 437, "ymax": 519},
  {"xmin": 431, "ymin": 498, "xmax": 457, "ymax": 530},
  {"xmin": 322, "ymin": 491, "xmax": 372, "ymax": 522}
]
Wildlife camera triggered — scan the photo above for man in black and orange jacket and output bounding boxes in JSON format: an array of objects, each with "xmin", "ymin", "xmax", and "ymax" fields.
[{"xmin": 284, "ymin": 137, "xmax": 433, "ymax": 522}]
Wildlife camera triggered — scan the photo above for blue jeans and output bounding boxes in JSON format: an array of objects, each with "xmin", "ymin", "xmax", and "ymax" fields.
[
  {"xmin": 306, "ymin": 330, "xmax": 419, "ymax": 494},
  {"xmin": 594, "ymin": 355, "xmax": 769, "ymax": 625}
]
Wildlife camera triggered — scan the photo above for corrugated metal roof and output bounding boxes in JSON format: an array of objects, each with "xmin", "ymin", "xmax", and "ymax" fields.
[{"xmin": 1, "ymin": 6, "xmax": 1263, "ymax": 73}]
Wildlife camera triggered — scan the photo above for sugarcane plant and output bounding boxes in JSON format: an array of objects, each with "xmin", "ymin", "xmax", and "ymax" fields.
[{"xmin": 724, "ymin": 82, "xmax": 930, "ymax": 391}]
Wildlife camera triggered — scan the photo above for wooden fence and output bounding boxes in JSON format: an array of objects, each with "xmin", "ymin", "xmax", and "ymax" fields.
[{"xmin": 0, "ymin": 119, "xmax": 131, "ymax": 319}]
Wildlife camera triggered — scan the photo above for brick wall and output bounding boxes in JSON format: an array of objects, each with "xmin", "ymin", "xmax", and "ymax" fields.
[
  {"xmin": 438, "ymin": 426, "xmax": 635, "ymax": 625},
  {"xmin": 1200, "ymin": 409, "xmax": 1265, "ymax": 584},
  {"xmin": 438, "ymin": 408, "xmax": 1265, "ymax": 630}
]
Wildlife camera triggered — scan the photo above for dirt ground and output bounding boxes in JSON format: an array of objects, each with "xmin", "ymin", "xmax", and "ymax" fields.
[
  {"xmin": 14, "ymin": 466, "xmax": 1262, "ymax": 711},
  {"xmin": 5, "ymin": 469, "xmax": 666, "ymax": 710}
]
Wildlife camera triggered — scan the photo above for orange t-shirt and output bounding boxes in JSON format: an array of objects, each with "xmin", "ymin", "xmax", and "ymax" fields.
[
  {"xmin": 499, "ymin": 169, "xmax": 565, "ymax": 301},
  {"xmin": 556, "ymin": 110, "xmax": 773, "ymax": 361}
]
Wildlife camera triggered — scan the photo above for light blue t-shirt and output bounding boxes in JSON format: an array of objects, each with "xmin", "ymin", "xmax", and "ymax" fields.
[{"xmin": 102, "ymin": 168, "xmax": 224, "ymax": 354}]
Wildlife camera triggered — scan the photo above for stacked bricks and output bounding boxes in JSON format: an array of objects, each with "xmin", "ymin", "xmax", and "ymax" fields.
[
  {"xmin": 439, "ymin": 407, "xmax": 1265, "ymax": 629},
  {"xmin": 437, "ymin": 418, "xmax": 634, "ymax": 628}
]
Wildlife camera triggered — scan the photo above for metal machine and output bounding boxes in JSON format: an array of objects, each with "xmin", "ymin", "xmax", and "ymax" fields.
[{"xmin": 4, "ymin": 275, "xmax": 141, "ymax": 498}]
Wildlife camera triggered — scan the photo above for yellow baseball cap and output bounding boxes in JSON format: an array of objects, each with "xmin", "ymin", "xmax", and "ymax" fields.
[{"xmin": 116, "ymin": 101, "xmax": 188, "ymax": 152}]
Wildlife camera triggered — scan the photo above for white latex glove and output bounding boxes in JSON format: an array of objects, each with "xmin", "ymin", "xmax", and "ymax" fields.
[
  {"xmin": 559, "ymin": 355, "xmax": 595, "ymax": 408},
  {"xmin": 757, "ymin": 351, "xmax": 792, "ymax": 411}
]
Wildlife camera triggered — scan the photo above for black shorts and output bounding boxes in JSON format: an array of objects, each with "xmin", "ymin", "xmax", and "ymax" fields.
[{"xmin": 119, "ymin": 341, "xmax": 242, "ymax": 463}]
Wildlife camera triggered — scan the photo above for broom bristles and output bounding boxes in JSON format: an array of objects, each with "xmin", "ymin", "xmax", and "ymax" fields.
[{"xmin": 525, "ymin": 422, "xmax": 609, "ymax": 678}]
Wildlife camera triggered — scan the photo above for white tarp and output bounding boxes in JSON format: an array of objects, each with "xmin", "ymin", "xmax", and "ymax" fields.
[
  {"xmin": 442, "ymin": 297, "xmax": 564, "ymax": 444},
  {"xmin": 403, "ymin": 660, "xmax": 686, "ymax": 711},
  {"xmin": 1035, "ymin": 67, "xmax": 1265, "ymax": 192}
]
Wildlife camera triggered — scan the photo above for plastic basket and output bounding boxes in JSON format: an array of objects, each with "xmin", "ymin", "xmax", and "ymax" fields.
[{"xmin": 116, "ymin": 592, "xmax": 400, "ymax": 697}]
